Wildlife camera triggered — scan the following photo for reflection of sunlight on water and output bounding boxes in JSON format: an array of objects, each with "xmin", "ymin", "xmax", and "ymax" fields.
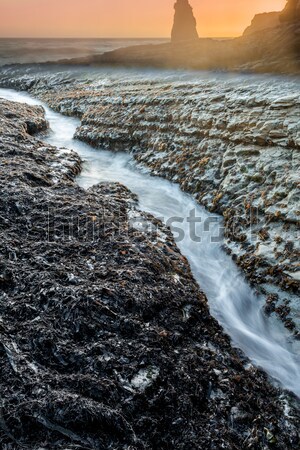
[{"xmin": 1, "ymin": 86, "xmax": 300, "ymax": 399}]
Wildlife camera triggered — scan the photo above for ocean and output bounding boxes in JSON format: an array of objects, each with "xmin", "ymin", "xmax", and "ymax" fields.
[{"xmin": 0, "ymin": 38, "xmax": 168, "ymax": 66}]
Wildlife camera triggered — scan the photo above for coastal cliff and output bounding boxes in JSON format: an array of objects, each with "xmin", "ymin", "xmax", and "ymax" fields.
[
  {"xmin": 243, "ymin": 12, "xmax": 280, "ymax": 36},
  {"xmin": 243, "ymin": 0, "xmax": 300, "ymax": 36},
  {"xmin": 280, "ymin": 0, "xmax": 300, "ymax": 22}
]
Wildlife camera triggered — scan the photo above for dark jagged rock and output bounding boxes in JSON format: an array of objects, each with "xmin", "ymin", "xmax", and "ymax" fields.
[
  {"xmin": 280, "ymin": 0, "xmax": 300, "ymax": 23},
  {"xmin": 171, "ymin": 0, "xmax": 198, "ymax": 43}
]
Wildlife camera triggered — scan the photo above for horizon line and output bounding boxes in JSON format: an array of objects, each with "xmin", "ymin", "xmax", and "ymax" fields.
[
  {"xmin": 0, "ymin": 36, "xmax": 237, "ymax": 40},
  {"xmin": 0, "ymin": 36, "xmax": 169, "ymax": 40}
]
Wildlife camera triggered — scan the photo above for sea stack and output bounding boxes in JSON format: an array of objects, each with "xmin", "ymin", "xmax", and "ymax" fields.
[
  {"xmin": 280, "ymin": 0, "xmax": 300, "ymax": 22},
  {"xmin": 171, "ymin": 0, "xmax": 199, "ymax": 43}
]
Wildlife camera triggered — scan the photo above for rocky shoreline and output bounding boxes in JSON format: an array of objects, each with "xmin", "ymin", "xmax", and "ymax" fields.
[
  {"xmin": 0, "ymin": 66, "xmax": 299, "ymax": 337},
  {"xmin": 1, "ymin": 97, "xmax": 299, "ymax": 448}
]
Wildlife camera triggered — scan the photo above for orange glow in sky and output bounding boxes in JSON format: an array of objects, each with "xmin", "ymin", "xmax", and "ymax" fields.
[{"xmin": 0, "ymin": 0, "xmax": 286, "ymax": 38}]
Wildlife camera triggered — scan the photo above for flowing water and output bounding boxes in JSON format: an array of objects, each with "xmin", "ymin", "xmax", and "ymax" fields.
[{"xmin": 1, "ymin": 87, "xmax": 299, "ymax": 398}]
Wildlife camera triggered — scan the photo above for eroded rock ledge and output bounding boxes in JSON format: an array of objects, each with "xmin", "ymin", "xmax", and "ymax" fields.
[
  {"xmin": 0, "ymin": 97, "xmax": 299, "ymax": 448},
  {"xmin": 1, "ymin": 67, "xmax": 298, "ymax": 335}
]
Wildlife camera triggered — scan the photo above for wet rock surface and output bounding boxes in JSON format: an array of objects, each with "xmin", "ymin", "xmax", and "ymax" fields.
[
  {"xmin": 0, "ymin": 97, "xmax": 300, "ymax": 449},
  {"xmin": 1, "ymin": 67, "xmax": 298, "ymax": 335}
]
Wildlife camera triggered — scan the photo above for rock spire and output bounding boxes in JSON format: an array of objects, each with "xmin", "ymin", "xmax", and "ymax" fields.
[{"xmin": 171, "ymin": 0, "xmax": 199, "ymax": 43}]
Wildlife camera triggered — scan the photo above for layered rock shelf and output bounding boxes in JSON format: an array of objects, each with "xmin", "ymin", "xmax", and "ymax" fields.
[{"xmin": 1, "ymin": 97, "xmax": 299, "ymax": 448}]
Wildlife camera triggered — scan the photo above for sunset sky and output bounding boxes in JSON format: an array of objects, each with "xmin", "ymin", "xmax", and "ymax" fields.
[{"xmin": 0, "ymin": 0, "xmax": 286, "ymax": 38}]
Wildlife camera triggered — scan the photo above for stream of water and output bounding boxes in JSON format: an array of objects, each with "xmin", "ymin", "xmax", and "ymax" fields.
[{"xmin": 1, "ymin": 87, "xmax": 299, "ymax": 398}]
